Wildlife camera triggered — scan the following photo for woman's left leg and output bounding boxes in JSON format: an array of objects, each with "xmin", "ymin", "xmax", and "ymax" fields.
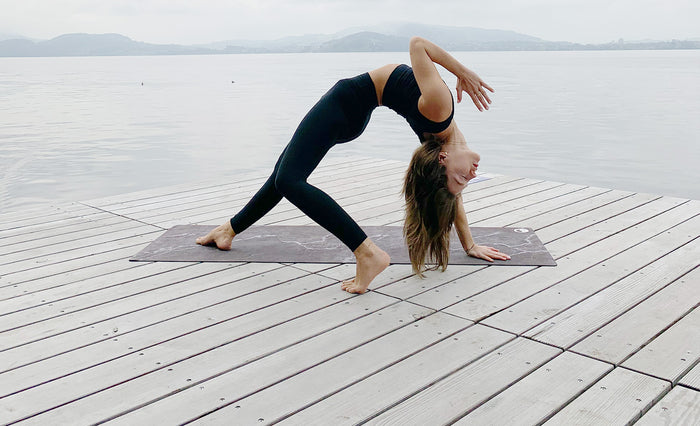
[{"xmin": 271, "ymin": 85, "xmax": 389, "ymax": 294}]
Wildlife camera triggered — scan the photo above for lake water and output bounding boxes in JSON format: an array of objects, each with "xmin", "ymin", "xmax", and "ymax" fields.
[{"xmin": 1, "ymin": 50, "xmax": 699, "ymax": 213}]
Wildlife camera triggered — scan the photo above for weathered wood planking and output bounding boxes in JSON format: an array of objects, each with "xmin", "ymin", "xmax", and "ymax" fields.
[
  {"xmin": 622, "ymin": 307, "xmax": 700, "ymax": 384},
  {"xmin": 80, "ymin": 155, "xmax": 362, "ymax": 209},
  {"xmin": 454, "ymin": 351, "xmax": 612, "ymax": 425},
  {"xmin": 636, "ymin": 386, "xmax": 700, "ymax": 425},
  {"xmin": 571, "ymin": 267, "xmax": 700, "ymax": 366},
  {"xmin": 543, "ymin": 367, "xmax": 670, "ymax": 425},
  {"xmin": 106, "ymin": 159, "xmax": 406, "ymax": 228},
  {"xmin": 278, "ymin": 325, "xmax": 513, "ymax": 425},
  {"xmin": 525, "ymin": 237, "xmax": 699, "ymax": 350},
  {"xmin": 133, "ymin": 160, "xmax": 407, "ymax": 228},
  {"xmin": 111, "ymin": 310, "xmax": 464, "ymax": 425},
  {"xmin": 680, "ymin": 363, "xmax": 700, "ymax": 391},
  {"xmin": 480, "ymin": 215, "xmax": 699, "ymax": 335},
  {"xmin": 405, "ymin": 190, "xmax": 666, "ymax": 311},
  {"xmin": 1, "ymin": 159, "xmax": 698, "ymax": 425},
  {"xmin": 10, "ymin": 291, "xmax": 405, "ymax": 425},
  {"xmin": 444, "ymin": 200, "xmax": 696, "ymax": 323},
  {"xmin": 362, "ymin": 338, "xmax": 561, "ymax": 425}
]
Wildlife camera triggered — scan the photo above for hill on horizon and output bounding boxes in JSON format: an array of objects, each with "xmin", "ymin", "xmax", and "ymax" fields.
[{"xmin": 1, "ymin": 23, "xmax": 698, "ymax": 57}]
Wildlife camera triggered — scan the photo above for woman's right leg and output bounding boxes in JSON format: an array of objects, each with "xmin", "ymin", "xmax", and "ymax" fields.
[{"xmin": 196, "ymin": 148, "xmax": 287, "ymax": 250}]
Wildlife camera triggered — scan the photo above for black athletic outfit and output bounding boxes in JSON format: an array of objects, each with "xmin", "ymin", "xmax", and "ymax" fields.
[{"xmin": 229, "ymin": 64, "xmax": 454, "ymax": 252}]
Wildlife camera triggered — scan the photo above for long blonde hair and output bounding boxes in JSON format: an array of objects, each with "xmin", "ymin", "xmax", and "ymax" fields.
[{"xmin": 402, "ymin": 135, "xmax": 458, "ymax": 276}]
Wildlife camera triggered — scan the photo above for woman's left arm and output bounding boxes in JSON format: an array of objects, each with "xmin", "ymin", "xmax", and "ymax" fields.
[{"xmin": 454, "ymin": 193, "xmax": 511, "ymax": 262}]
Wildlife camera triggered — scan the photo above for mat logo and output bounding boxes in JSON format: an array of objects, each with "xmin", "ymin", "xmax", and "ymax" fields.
[{"xmin": 513, "ymin": 228, "xmax": 530, "ymax": 233}]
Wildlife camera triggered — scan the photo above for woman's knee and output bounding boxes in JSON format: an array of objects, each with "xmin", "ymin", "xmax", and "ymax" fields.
[{"xmin": 273, "ymin": 172, "xmax": 301, "ymax": 197}]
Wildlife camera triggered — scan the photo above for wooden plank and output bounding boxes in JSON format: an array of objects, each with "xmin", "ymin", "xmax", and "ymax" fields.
[
  {"xmin": 0, "ymin": 227, "xmax": 162, "ymax": 276},
  {"xmin": 680, "ymin": 364, "xmax": 700, "ymax": 391},
  {"xmin": 481, "ymin": 216, "xmax": 700, "ymax": 335},
  {"xmin": 0, "ymin": 244, "xmax": 155, "ymax": 294},
  {"xmin": 119, "ymin": 160, "xmax": 406, "ymax": 216},
  {"xmin": 81, "ymin": 156, "xmax": 368, "ymax": 208},
  {"xmin": 636, "ymin": 385, "xmax": 700, "ymax": 426},
  {"xmin": 2, "ymin": 220, "xmax": 154, "ymax": 262},
  {"xmin": 1, "ymin": 272, "xmax": 334, "ymax": 389},
  {"xmin": 0, "ymin": 202, "xmax": 101, "ymax": 232},
  {"xmin": 0, "ymin": 212, "xmax": 127, "ymax": 247},
  {"xmin": 360, "ymin": 177, "xmax": 563, "ymax": 227},
  {"xmin": 108, "ymin": 309, "xmax": 463, "ymax": 425},
  {"xmin": 505, "ymin": 189, "xmax": 634, "ymax": 231},
  {"xmin": 0, "ymin": 233, "xmax": 157, "ymax": 286},
  {"xmin": 278, "ymin": 325, "xmax": 513, "ymax": 425},
  {"xmin": 454, "ymin": 351, "xmax": 612, "ymax": 426},
  {"xmin": 0, "ymin": 261, "xmax": 189, "ymax": 314},
  {"xmin": 315, "ymin": 263, "xmax": 416, "ymax": 291},
  {"xmin": 362, "ymin": 338, "xmax": 561, "ymax": 425},
  {"xmin": 261, "ymin": 182, "xmax": 405, "ymax": 227},
  {"xmin": 535, "ymin": 192, "xmax": 660, "ymax": 244},
  {"xmin": 466, "ymin": 179, "xmax": 564, "ymax": 214},
  {"xmin": 118, "ymin": 159, "xmax": 401, "ymax": 218},
  {"xmin": 444, "ymin": 182, "xmax": 581, "ymax": 227},
  {"xmin": 82, "ymin": 170, "xmax": 266, "ymax": 208},
  {"xmin": 525, "ymin": 238, "xmax": 699, "ymax": 349},
  {"xmin": 622, "ymin": 307, "xmax": 700, "ymax": 384},
  {"xmin": 475, "ymin": 186, "xmax": 609, "ymax": 227},
  {"xmin": 376, "ymin": 264, "xmax": 485, "ymax": 301},
  {"xmin": 572, "ymin": 267, "xmax": 700, "ymax": 365},
  {"xmin": 543, "ymin": 367, "xmax": 670, "ymax": 425},
  {"xmin": 378, "ymin": 186, "xmax": 637, "ymax": 303},
  {"xmin": 543, "ymin": 197, "xmax": 691, "ymax": 259},
  {"xmin": 405, "ymin": 265, "xmax": 533, "ymax": 310},
  {"xmin": 444, "ymin": 200, "xmax": 697, "ymax": 322},
  {"xmin": 143, "ymin": 163, "xmax": 408, "ymax": 228},
  {"xmin": 406, "ymin": 194, "xmax": 656, "ymax": 312},
  {"xmin": 3, "ymin": 288, "xmax": 397, "ymax": 424},
  {"xmin": 114, "ymin": 160, "xmax": 405, "ymax": 225},
  {"xmin": 0, "ymin": 262, "xmax": 280, "ymax": 362}
]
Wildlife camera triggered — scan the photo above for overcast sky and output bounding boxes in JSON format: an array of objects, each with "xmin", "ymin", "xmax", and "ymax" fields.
[{"xmin": 1, "ymin": 0, "xmax": 698, "ymax": 45}]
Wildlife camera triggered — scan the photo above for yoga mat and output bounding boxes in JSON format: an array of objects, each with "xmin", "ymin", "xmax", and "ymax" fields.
[{"xmin": 131, "ymin": 225, "xmax": 556, "ymax": 266}]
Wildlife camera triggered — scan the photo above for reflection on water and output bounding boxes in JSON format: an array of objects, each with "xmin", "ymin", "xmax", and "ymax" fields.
[{"xmin": 1, "ymin": 50, "xmax": 699, "ymax": 213}]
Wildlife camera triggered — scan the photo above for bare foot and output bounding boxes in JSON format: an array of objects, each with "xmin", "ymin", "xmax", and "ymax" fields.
[
  {"xmin": 196, "ymin": 222, "xmax": 236, "ymax": 250},
  {"xmin": 341, "ymin": 238, "xmax": 390, "ymax": 294}
]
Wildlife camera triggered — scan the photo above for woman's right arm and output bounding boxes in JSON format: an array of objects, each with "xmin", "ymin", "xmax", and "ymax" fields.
[{"xmin": 409, "ymin": 36, "xmax": 494, "ymax": 112}]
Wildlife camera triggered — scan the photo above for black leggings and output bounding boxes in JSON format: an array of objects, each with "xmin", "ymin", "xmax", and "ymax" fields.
[{"xmin": 229, "ymin": 73, "xmax": 378, "ymax": 252}]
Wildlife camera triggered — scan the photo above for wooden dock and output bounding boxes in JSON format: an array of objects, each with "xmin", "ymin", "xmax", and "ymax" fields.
[{"xmin": 1, "ymin": 157, "xmax": 698, "ymax": 425}]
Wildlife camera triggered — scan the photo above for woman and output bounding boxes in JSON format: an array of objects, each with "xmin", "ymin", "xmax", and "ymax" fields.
[{"xmin": 196, "ymin": 36, "xmax": 510, "ymax": 294}]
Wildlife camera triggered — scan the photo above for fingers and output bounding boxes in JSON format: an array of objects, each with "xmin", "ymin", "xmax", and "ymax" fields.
[
  {"xmin": 462, "ymin": 84, "xmax": 491, "ymax": 111},
  {"xmin": 485, "ymin": 246, "xmax": 511, "ymax": 261},
  {"xmin": 472, "ymin": 246, "xmax": 511, "ymax": 262},
  {"xmin": 475, "ymin": 87, "xmax": 492, "ymax": 111}
]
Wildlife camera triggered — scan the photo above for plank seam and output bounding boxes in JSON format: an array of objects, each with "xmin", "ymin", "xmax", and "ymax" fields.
[
  {"xmin": 0, "ymin": 262, "xmax": 276, "ymax": 356},
  {"xmin": 94, "ymin": 297, "xmax": 406, "ymax": 424}
]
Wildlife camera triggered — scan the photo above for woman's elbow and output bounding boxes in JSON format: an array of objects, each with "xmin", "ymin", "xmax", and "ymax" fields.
[{"xmin": 409, "ymin": 36, "xmax": 424, "ymax": 48}]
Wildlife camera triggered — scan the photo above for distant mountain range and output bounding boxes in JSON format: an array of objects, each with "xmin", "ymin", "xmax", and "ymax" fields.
[{"xmin": 1, "ymin": 23, "xmax": 698, "ymax": 57}]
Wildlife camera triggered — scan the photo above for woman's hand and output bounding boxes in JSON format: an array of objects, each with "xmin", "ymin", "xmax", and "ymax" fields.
[
  {"xmin": 467, "ymin": 244, "xmax": 511, "ymax": 262},
  {"xmin": 455, "ymin": 67, "xmax": 494, "ymax": 112}
]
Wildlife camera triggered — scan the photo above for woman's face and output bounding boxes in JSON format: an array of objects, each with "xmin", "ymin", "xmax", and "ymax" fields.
[{"xmin": 438, "ymin": 144, "xmax": 481, "ymax": 195}]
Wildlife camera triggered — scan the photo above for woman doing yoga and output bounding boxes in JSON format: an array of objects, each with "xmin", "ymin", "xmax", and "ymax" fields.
[{"xmin": 197, "ymin": 37, "xmax": 510, "ymax": 294}]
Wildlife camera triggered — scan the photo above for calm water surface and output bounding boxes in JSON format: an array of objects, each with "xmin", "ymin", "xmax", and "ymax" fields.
[{"xmin": 1, "ymin": 50, "xmax": 699, "ymax": 213}]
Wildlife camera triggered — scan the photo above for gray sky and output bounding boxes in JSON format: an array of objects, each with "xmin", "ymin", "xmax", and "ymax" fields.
[{"xmin": 1, "ymin": 0, "xmax": 698, "ymax": 45}]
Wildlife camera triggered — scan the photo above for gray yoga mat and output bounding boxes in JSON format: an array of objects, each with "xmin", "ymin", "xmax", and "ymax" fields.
[{"xmin": 131, "ymin": 225, "xmax": 556, "ymax": 266}]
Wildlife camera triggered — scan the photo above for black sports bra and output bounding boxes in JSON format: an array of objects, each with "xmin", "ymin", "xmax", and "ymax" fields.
[{"xmin": 382, "ymin": 64, "xmax": 454, "ymax": 141}]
